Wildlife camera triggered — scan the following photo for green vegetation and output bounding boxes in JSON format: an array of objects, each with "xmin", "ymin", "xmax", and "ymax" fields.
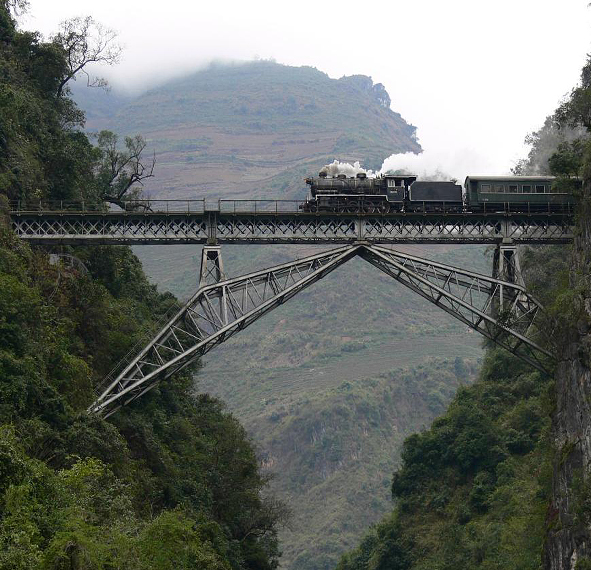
[
  {"xmin": 0, "ymin": 5, "xmax": 282, "ymax": 569},
  {"xmin": 247, "ymin": 358, "xmax": 480, "ymax": 570}
]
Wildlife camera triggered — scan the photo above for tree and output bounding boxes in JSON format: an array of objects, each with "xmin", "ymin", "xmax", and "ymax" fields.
[
  {"xmin": 94, "ymin": 131, "xmax": 155, "ymax": 208},
  {"xmin": 51, "ymin": 16, "xmax": 121, "ymax": 97},
  {"xmin": 3, "ymin": 0, "xmax": 28, "ymax": 16},
  {"xmin": 556, "ymin": 57, "xmax": 591, "ymax": 131}
]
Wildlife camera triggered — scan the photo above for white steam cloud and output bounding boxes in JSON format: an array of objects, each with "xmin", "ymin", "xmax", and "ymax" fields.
[
  {"xmin": 321, "ymin": 149, "xmax": 505, "ymax": 182},
  {"xmin": 379, "ymin": 148, "xmax": 507, "ymax": 182},
  {"xmin": 319, "ymin": 160, "xmax": 377, "ymax": 178}
]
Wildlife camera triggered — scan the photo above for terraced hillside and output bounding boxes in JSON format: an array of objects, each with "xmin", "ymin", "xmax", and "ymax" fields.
[
  {"xmin": 77, "ymin": 60, "xmax": 420, "ymax": 198},
  {"xmin": 75, "ymin": 61, "xmax": 486, "ymax": 570}
]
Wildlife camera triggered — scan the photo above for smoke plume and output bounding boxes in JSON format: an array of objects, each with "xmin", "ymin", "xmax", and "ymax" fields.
[
  {"xmin": 320, "ymin": 148, "xmax": 502, "ymax": 182},
  {"xmin": 319, "ymin": 160, "xmax": 377, "ymax": 178}
]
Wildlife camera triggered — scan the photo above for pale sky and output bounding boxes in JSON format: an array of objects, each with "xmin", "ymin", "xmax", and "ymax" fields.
[{"xmin": 21, "ymin": 0, "xmax": 591, "ymax": 177}]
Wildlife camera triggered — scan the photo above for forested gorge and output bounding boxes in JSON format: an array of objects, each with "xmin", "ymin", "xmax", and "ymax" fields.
[
  {"xmin": 4, "ymin": 0, "xmax": 591, "ymax": 568},
  {"xmin": 0, "ymin": 4, "xmax": 283, "ymax": 569},
  {"xmin": 336, "ymin": 60, "xmax": 591, "ymax": 570}
]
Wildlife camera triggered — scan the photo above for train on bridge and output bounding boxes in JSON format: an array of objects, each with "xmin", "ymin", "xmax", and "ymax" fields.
[{"xmin": 302, "ymin": 172, "xmax": 577, "ymax": 214}]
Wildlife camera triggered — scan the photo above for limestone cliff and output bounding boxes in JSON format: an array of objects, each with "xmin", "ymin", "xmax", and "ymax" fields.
[{"xmin": 545, "ymin": 192, "xmax": 591, "ymax": 569}]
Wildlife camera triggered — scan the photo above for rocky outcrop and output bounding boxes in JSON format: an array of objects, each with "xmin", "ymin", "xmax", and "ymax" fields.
[{"xmin": 545, "ymin": 194, "xmax": 591, "ymax": 569}]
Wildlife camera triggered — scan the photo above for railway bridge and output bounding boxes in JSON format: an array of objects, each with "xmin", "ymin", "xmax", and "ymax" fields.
[{"xmin": 8, "ymin": 199, "xmax": 575, "ymax": 418}]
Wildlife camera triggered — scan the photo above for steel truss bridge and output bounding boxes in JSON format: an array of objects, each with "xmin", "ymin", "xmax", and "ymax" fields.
[
  {"xmin": 7, "ymin": 200, "xmax": 570, "ymax": 417},
  {"xmin": 9, "ymin": 199, "xmax": 574, "ymax": 245}
]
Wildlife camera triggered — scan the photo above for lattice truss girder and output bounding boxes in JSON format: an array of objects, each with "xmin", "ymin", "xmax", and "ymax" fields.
[
  {"xmin": 89, "ymin": 244, "xmax": 555, "ymax": 418},
  {"xmin": 12, "ymin": 213, "xmax": 574, "ymax": 244},
  {"xmin": 12, "ymin": 215, "xmax": 208, "ymax": 243},
  {"xmin": 89, "ymin": 245, "xmax": 360, "ymax": 417},
  {"xmin": 359, "ymin": 245, "xmax": 553, "ymax": 373}
]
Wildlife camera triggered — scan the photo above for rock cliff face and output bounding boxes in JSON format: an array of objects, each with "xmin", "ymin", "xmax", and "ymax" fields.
[{"xmin": 545, "ymin": 194, "xmax": 591, "ymax": 569}]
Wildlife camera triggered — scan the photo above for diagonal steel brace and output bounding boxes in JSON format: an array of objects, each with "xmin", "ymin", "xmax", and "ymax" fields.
[
  {"xmin": 359, "ymin": 245, "xmax": 553, "ymax": 374},
  {"xmin": 89, "ymin": 245, "xmax": 360, "ymax": 417},
  {"xmin": 89, "ymin": 244, "xmax": 555, "ymax": 418}
]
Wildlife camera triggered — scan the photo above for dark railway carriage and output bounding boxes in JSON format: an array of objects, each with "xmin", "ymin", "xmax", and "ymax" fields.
[{"xmin": 464, "ymin": 176, "xmax": 575, "ymax": 213}]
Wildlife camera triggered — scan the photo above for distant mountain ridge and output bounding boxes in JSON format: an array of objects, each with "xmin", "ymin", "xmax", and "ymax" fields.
[{"xmin": 74, "ymin": 60, "xmax": 420, "ymax": 199}]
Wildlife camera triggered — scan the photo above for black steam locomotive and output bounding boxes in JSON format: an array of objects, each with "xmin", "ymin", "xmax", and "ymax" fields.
[{"xmin": 301, "ymin": 172, "xmax": 576, "ymax": 214}]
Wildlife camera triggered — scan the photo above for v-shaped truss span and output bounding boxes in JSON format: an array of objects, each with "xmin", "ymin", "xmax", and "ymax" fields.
[
  {"xmin": 89, "ymin": 245, "xmax": 360, "ymax": 417},
  {"xmin": 358, "ymin": 245, "xmax": 553, "ymax": 374},
  {"xmin": 89, "ymin": 244, "xmax": 554, "ymax": 418}
]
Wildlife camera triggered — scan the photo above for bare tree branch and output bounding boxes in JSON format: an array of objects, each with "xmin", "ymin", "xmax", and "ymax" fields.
[
  {"xmin": 4, "ymin": 0, "xmax": 29, "ymax": 17},
  {"xmin": 94, "ymin": 131, "xmax": 155, "ymax": 209},
  {"xmin": 52, "ymin": 16, "xmax": 122, "ymax": 97}
]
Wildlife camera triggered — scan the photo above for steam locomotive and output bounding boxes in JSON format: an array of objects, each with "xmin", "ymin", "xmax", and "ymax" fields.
[{"xmin": 301, "ymin": 172, "xmax": 576, "ymax": 214}]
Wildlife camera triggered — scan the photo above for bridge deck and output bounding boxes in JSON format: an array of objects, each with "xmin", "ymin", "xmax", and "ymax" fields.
[{"xmin": 9, "ymin": 200, "xmax": 575, "ymax": 244}]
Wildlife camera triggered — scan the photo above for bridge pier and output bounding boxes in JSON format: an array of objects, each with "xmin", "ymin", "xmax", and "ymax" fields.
[
  {"xmin": 492, "ymin": 240, "xmax": 526, "ymax": 313},
  {"xmin": 199, "ymin": 246, "xmax": 225, "ymax": 288},
  {"xmin": 493, "ymin": 240, "xmax": 524, "ymax": 286}
]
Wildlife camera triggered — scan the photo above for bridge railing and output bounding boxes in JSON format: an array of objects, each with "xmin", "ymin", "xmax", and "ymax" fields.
[
  {"xmin": 8, "ymin": 199, "xmax": 209, "ymax": 213},
  {"xmin": 219, "ymin": 200, "xmax": 306, "ymax": 213},
  {"xmin": 8, "ymin": 199, "xmax": 311, "ymax": 214}
]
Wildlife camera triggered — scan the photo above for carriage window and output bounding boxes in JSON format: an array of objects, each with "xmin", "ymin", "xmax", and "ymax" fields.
[
  {"xmin": 387, "ymin": 179, "xmax": 395, "ymax": 188},
  {"xmin": 508, "ymin": 184, "xmax": 519, "ymax": 193},
  {"xmin": 522, "ymin": 185, "xmax": 532, "ymax": 193},
  {"xmin": 535, "ymin": 185, "xmax": 545, "ymax": 193},
  {"xmin": 481, "ymin": 184, "xmax": 491, "ymax": 192},
  {"xmin": 494, "ymin": 184, "xmax": 505, "ymax": 193}
]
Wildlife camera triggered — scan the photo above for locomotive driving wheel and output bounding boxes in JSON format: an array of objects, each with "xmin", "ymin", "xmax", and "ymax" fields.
[{"xmin": 344, "ymin": 200, "xmax": 360, "ymax": 213}]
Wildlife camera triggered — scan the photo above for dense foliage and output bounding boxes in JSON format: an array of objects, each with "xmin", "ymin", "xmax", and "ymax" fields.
[{"xmin": 0, "ymin": 5, "xmax": 282, "ymax": 569}]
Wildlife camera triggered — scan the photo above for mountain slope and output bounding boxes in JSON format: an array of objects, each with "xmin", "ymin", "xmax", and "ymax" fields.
[{"xmin": 76, "ymin": 61, "xmax": 420, "ymax": 199}]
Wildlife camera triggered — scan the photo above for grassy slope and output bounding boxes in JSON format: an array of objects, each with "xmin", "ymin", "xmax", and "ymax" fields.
[{"xmin": 74, "ymin": 63, "xmax": 486, "ymax": 569}]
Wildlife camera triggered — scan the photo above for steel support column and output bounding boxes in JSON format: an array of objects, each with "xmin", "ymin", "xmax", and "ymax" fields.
[{"xmin": 199, "ymin": 246, "xmax": 225, "ymax": 287}]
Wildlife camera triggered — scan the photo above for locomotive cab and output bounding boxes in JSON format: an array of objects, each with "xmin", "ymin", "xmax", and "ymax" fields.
[{"xmin": 384, "ymin": 175, "xmax": 417, "ymax": 202}]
